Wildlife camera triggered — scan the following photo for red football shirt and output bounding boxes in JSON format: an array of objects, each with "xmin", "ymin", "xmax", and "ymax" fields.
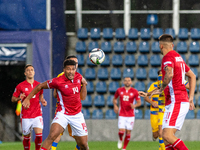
[
  {"xmin": 47, "ymin": 72, "xmax": 82, "ymax": 115},
  {"xmin": 114, "ymin": 87, "xmax": 140, "ymax": 117},
  {"xmin": 161, "ymin": 50, "xmax": 190, "ymax": 105},
  {"xmin": 13, "ymin": 80, "xmax": 43, "ymax": 118}
]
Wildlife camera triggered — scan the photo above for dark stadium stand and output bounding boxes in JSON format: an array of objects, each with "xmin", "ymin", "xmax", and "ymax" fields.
[
  {"xmin": 108, "ymin": 81, "xmax": 120, "ymax": 94},
  {"xmin": 105, "ymin": 109, "xmax": 117, "ymax": 119},
  {"xmin": 189, "ymin": 41, "xmax": 200, "ymax": 53},
  {"xmin": 97, "ymin": 68, "xmax": 109, "ymax": 80},
  {"xmin": 110, "ymin": 68, "xmax": 121, "ymax": 80},
  {"xmin": 176, "ymin": 41, "xmax": 188, "ymax": 53},
  {"xmin": 190, "ymin": 28, "xmax": 200, "ymax": 40},
  {"xmin": 139, "ymin": 41, "xmax": 150, "ymax": 53},
  {"xmin": 76, "ymin": 41, "xmax": 87, "ymax": 53},
  {"xmin": 82, "ymin": 95, "xmax": 92, "ymax": 107},
  {"xmin": 123, "ymin": 68, "xmax": 134, "ymax": 79},
  {"xmin": 135, "ymin": 109, "xmax": 143, "ymax": 119},
  {"xmin": 165, "ymin": 28, "xmax": 176, "ymax": 39},
  {"xmin": 82, "ymin": 109, "xmax": 91, "ymax": 119},
  {"xmin": 140, "ymin": 28, "xmax": 151, "ymax": 40},
  {"xmin": 152, "ymin": 28, "xmax": 163, "ymax": 40},
  {"xmin": 103, "ymin": 28, "xmax": 113, "ymax": 40},
  {"xmin": 151, "ymin": 41, "xmax": 160, "ymax": 53},
  {"xmin": 124, "ymin": 55, "xmax": 135, "ymax": 66},
  {"xmin": 113, "ymin": 41, "xmax": 124, "ymax": 53},
  {"xmin": 185, "ymin": 110, "xmax": 195, "ymax": 119},
  {"xmin": 126, "ymin": 41, "xmax": 137, "ymax": 53},
  {"xmin": 92, "ymin": 109, "xmax": 103, "ymax": 119},
  {"xmin": 94, "ymin": 95, "xmax": 105, "ymax": 107},
  {"xmin": 136, "ymin": 68, "xmax": 147, "ymax": 80},
  {"xmin": 128, "ymin": 28, "xmax": 138, "ymax": 40},
  {"xmin": 101, "ymin": 41, "xmax": 112, "ymax": 53},
  {"xmin": 144, "ymin": 109, "xmax": 150, "ymax": 119},
  {"xmin": 86, "ymin": 81, "xmax": 94, "ymax": 93},
  {"xmin": 77, "ymin": 28, "xmax": 88, "ymax": 40},
  {"xmin": 90, "ymin": 28, "xmax": 101, "ymax": 40},
  {"xmin": 115, "ymin": 28, "xmax": 126, "ymax": 40},
  {"xmin": 178, "ymin": 28, "xmax": 188, "ymax": 40},
  {"xmin": 107, "ymin": 95, "xmax": 114, "ymax": 107}
]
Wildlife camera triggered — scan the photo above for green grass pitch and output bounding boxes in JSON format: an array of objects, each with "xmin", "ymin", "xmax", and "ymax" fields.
[{"xmin": 0, "ymin": 141, "xmax": 200, "ymax": 150}]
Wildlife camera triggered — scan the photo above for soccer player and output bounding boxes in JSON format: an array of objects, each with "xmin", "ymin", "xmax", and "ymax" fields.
[
  {"xmin": 113, "ymin": 77, "xmax": 141, "ymax": 150},
  {"xmin": 22, "ymin": 59, "xmax": 89, "ymax": 150},
  {"xmin": 150, "ymin": 34, "xmax": 196, "ymax": 150},
  {"xmin": 11, "ymin": 64, "xmax": 47, "ymax": 150}
]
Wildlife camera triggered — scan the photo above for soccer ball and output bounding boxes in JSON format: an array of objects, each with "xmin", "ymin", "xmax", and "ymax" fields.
[{"xmin": 89, "ymin": 48, "xmax": 105, "ymax": 65}]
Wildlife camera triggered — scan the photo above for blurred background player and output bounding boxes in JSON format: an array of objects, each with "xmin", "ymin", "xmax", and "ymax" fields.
[
  {"xmin": 11, "ymin": 64, "xmax": 47, "ymax": 150},
  {"xmin": 113, "ymin": 77, "xmax": 141, "ymax": 150}
]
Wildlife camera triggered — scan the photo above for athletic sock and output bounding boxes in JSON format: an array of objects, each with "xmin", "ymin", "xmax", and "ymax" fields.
[
  {"xmin": 23, "ymin": 136, "xmax": 31, "ymax": 150},
  {"xmin": 165, "ymin": 144, "xmax": 174, "ymax": 150},
  {"xmin": 74, "ymin": 144, "xmax": 80, "ymax": 150},
  {"xmin": 159, "ymin": 137, "xmax": 165, "ymax": 150},
  {"xmin": 172, "ymin": 139, "xmax": 188, "ymax": 150},
  {"xmin": 51, "ymin": 142, "xmax": 58, "ymax": 150},
  {"xmin": 118, "ymin": 131, "xmax": 125, "ymax": 141},
  {"xmin": 40, "ymin": 147, "xmax": 47, "ymax": 150},
  {"xmin": 122, "ymin": 134, "xmax": 130, "ymax": 149},
  {"xmin": 35, "ymin": 133, "xmax": 42, "ymax": 150}
]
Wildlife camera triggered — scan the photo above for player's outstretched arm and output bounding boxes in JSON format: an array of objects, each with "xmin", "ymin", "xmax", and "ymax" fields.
[
  {"xmin": 80, "ymin": 77, "xmax": 87, "ymax": 100},
  {"xmin": 11, "ymin": 93, "xmax": 26, "ymax": 102}
]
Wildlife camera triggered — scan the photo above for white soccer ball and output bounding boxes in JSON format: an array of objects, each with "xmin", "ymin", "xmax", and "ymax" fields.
[{"xmin": 89, "ymin": 48, "xmax": 105, "ymax": 65}]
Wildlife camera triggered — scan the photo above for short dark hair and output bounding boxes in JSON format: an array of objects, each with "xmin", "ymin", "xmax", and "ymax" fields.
[
  {"xmin": 63, "ymin": 59, "xmax": 76, "ymax": 68},
  {"xmin": 159, "ymin": 34, "xmax": 173, "ymax": 43},
  {"xmin": 24, "ymin": 64, "xmax": 34, "ymax": 71},
  {"xmin": 157, "ymin": 69, "xmax": 161, "ymax": 75},
  {"xmin": 65, "ymin": 55, "xmax": 77, "ymax": 60}
]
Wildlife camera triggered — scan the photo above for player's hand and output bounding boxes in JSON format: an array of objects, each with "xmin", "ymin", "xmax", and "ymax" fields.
[
  {"xmin": 151, "ymin": 102, "xmax": 158, "ymax": 108},
  {"xmin": 130, "ymin": 103, "xmax": 135, "ymax": 109},
  {"xmin": 20, "ymin": 93, "xmax": 26, "ymax": 99},
  {"xmin": 22, "ymin": 98, "xmax": 30, "ymax": 109},
  {"xmin": 114, "ymin": 105, "xmax": 118, "ymax": 114},
  {"xmin": 81, "ymin": 77, "xmax": 87, "ymax": 85},
  {"xmin": 41, "ymin": 98, "xmax": 47, "ymax": 107},
  {"xmin": 189, "ymin": 99, "xmax": 195, "ymax": 110},
  {"xmin": 138, "ymin": 91, "xmax": 147, "ymax": 97}
]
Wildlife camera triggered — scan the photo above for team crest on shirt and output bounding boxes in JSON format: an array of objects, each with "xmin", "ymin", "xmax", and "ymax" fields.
[
  {"xmin": 77, "ymin": 79, "xmax": 80, "ymax": 83},
  {"xmin": 25, "ymin": 88, "xmax": 28, "ymax": 91},
  {"xmin": 120, "ymin": 92, "xmax": 123, "ymax": 95},
  {"xmin": 65, "ymin": 85, "xmax": 68, "ymax": 88},
  {"xmin": 130, "ymin": 93, "xmax": 133, "ymax": 96}
]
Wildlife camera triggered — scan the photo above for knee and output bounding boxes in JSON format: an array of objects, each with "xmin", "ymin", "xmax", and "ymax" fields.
[
  {"xmin": 78, "ymin": 142, "xmax": 88, "ymax": 150},
  {"xmin": 162, "ymin": 131, "xmax": 170, "ymax": 141},
  {"xmin": 153, "ymin": 132, "xmax": 158, "ymax": 139}
]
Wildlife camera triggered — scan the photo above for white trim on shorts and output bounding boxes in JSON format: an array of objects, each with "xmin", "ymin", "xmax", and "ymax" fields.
[{"xmin": 118, "ymin": 116, "xmax": 135, "ymax": 130}]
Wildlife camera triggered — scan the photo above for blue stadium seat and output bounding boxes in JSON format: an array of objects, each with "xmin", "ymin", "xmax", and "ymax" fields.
[
  {"xmin": 124, "ymin": 55, "xmax": 135, "ymax": 66},
  {"xmin": 82, "ymin": 109, "xmax": 90, "ymax": 119},
  {"xmin": 85, "ymin": 68, "xmax": 96, "ymax": 80},
  {"xmin": 101, "ymin": 41, "xmax": 112, "ymax": 53},
  {"xmin": 109, "ymin": 81, "xmax": 120, "ymax": 94},
  {"xmin": 139, "ymin": 41, "xmax": 150, "ymax": 53},
  {"xmin": 88, "ymin": 41, "xmax": 99, "ymax": 52},
  {"xmin": 76, "ymin": 54, "xmax": 85, "ymax": 66},
  {"xmin": 103, "ymin": 28, "xmax": 113, "ymax": 40},
  {"xmin": 190, "ymin": 28, "xmax": 200, "ymax": 40},
  {"xmin": 180, "ymin": 54, "xmax": 186, "ymax": 63},
  {"xmin": 96, "ymin": 81, "xmax": 107, "ymax": 93},
  {"xmin": 144, "ymin": 109, "xmax": 150, "ymax": 119},
  {"xmin": 137, "ymin": 55, "xmax": 148, "ymax": 66},
  {"xmin": 147, "ymin": 14, "xmax": 158, "ymax": 25},
  {"xmin": 100, "ymin": 55, "xmax": 110, "ymax": 66},
  {"xmin": 94, "ymin": 95, "xmax": 105, "ymax": 107},
  {"xmin": 150, "ymin": 54, "xmax": 161, "ymax": 66},
  {"xmin": 178, "ymin": 28, "xmax": 188, "ymax": 40},
  {"xmin": 115, "ymin": 28, "xmax": 126, "ymax": 40},
  {"xmin": 134, "ymin": 81, "xmax": 145, "ymax": 91},
  {"xmin": 135, "ymin": 109, "xmax": 143, "ymax": 119},
  {"xmin": 165, "ymin": 28, "xmax": 176, "ymax": 39},
  {"xmin": 136, "ymin": 68, "xmax": 147, "ymax": 80},
  {"xmin": 82, "ymin": 95, "xmax": 92, "ymax": 107},
  {"xmin": 188, "ymin": 55, "xmax": 199, "ymax": 66},
  {"xmin": 140, "ymin": 97, "xmax": 144, "ymax": 107},
  {"xmin": 128, "ymin": 28, "xmax": 138, "ymax": 40},
  {"xmin": 77, "ymin": 28, "xmax": 88, "ymax": 40},
  {"xmin": 189, "ymin": 41, "xmax": 200, "ymax": 53},
  {"xmin": 123, "ymin": 68, "xmax": 134, "ymax": 79},
  {"xmin": 146, "ymin": 101, "xmax": 151, "ymax": 107},
  {"xmin": 105, "ymin": 109, "xmax": 117, "ymax": 119},
  {"xmin": 190, "ymin": 68, "xmax": 198, "ymax": 79},
  {"xmin": 86, "ymin": 81, "xmax": 94, "ymax": 93},
  {"xmin": 185, "ymin": 110, "xmax": 195, "ymax": 119},
  {"xmin": 97, "ymin": 68, "xmax": 109, "ymax": 80},
  {"xmin": 197, "ymin": 109, "xmax": 200, "ymax": 119},
  {"xmin": 92, "ymin": 109, "xmax": 103, "ymax": 119},
  {"xmin": 107, "ymin": 95, "xmax": 114, "ymax": 107},
  {"xmin": 76, "ymin": 68, "xmax": 83, "ymax": 75},
  {"xmin": 149, "ymin": 68, "xmax": 159, "ymax": 80},
  {"xmin": 176, "ymin": 41, "xmax": 188, "ymax": 53},
  {"xmin": 113, "ymin": 41, "xmax": 124, "ymax": 53},
  {"xmin": 126, "ymin": 41, "xmax": 137, "ymax": 53},
  {"xmin": 76, "ymin": 41, "xmax": 87, "ymax": 53},
  {"xmin": 110, "ymin": 68, "xmax": 121, "ymax": 80},
  {"xmin": 90, "ymin": 28, "xmax": 101, "ymax": 39},
  {"xmin": 186, "ymin": 84, "xmax": 197, "ymax": 93},
  {"xmin": 153, "ymin": 28, "xmax": 163, "ymax": 40},
  {"xmin": 140, "ymin": 28, "xmax": 151, "ymax": 40},
  {"xmin": 86, "ymin": 56, "xmax": 96, "ymax": 66},
  {"xmin": 151, "ymin": 41, "xmax": 160, "ymax": 53},
  {"xmin": 112, "ymin": 55, "xmax": 123, "ymax": 66}
]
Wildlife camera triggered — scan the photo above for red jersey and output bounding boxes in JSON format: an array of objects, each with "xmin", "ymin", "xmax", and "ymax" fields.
[
  {"xmin": 114, "ymin": 87, "xmax": 140, "ymax": 117},
  {"xmin": 161, "ymin": 50, "xmax": 190, "ymax": 105},
  {"xmin": 47, "ymin": 72, "xmax": 82, "ymax": 115},
  {"xmin": 13, "ymin": 80, "xmax": 43, "ymax": 118}
]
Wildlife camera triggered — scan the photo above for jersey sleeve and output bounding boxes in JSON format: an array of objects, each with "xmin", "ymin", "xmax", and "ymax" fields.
[
  {"xmin": 147, "ymin": 83, "xmax": 155, "ymax": 93},
  {"xmin": 47, "ymin": 78, "xmax": 58, "ymax": 89},
  {"xmin": 114, "ymin": 88, "xmax": 119, "ymax": 99},
  {"xmin": 13, "ymin": 84, "xmax": 21, "ymax": 98},
  {"xmin": 184, "ymin": 63, "xmax": 190, "ymax": 72},
  {"xmin": 135, "ymin": 91, "xmax": 140, "ymax": 101},
  {"xmin": 162, "ymin": 56, "xmax": 174, "ymax": 69}
]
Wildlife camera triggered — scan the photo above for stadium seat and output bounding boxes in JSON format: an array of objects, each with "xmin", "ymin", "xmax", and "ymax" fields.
[
  {"xmin": 185, "ymin": 110, "xmax": 195, "ymax": 119},
  {"xmin": 97, "ymin": 68, "xmax": 109, "ymax": 80},
  {"xmin": 197, "ymin": 109, "xmax": 200, "ymax": 119},
  {"xmin": 178, "ymin": 28, "xmax": 188, "ymax": 40},
  {"xmin": 90, "ymin": 28, "xmax": 101, "ymax": 39},
  {"xmin": 140, "ymin": 97, "xmax": 144, "ymax": 107},
  {"xmin": 180, "ymin": 54, "xmax": 186, "ymax": 63},
  {"xmin": 151, "ymin": 41, "xmax": 160, "ymax": 53},
  {"xmin": 77, "ymin": 28, "xmax": 88, "ymax": 40},
  {"xmin": 124, "ymin": 55, "xmax": 135, "ymax": 66},
  {"xmin": 135, "ymin": 109, "xmax": 143, "ymax": 119},
  {"xmin": 109, "ymin": 81, "xmax": 120, "ymax": 93},
  {"xmin": 101, "ymin": 41, "xmax": 112, "ymax": 53},
  {"xmin": 126, "ymin": 41, "xmax": 137, "ymax": 53},
  {"xmin": 92, "ymin": 109, "xmax": 103, "ymax": 119},
  {"xmin": 165, "ymin": 28, "xmax": 176, "ymax": 39},
  {"xmin": 110, "ymin": 68, "xmax": 121, "ymax": 80},
  {"xmin": 86, "ymin": 56, "xmax": 96, "ymax": 66},
  {"xmin": 76, "ymin": 54, "xmax": 85, "ymax": 66},
  {"xmin": 146, "ymin": 101, "xmax": 151, "ymax": 107},
  {"xmin": 123, "ymin": 68, "xmax": 134, "ymax": 79},
  {"xmin": 103, "ymin": 28, "xmax": 113, "ymax": 40},
  {"xmin": 100, "ymin": 55, "xmax": 110, "ymax": 66},
  {"xmin": 94, "ymin": 95, "xmax": 105, "ymax": 107},
  {"xmin": 153, "ymin": 28, "xmax": 163, "ymax": 40},
  {"xmin": 140, "ymin": 28, "xmax": 151, "ymax": 40},
  {"xmin": 105, "ymin": 109, "xmax": 117, "ymax": 119},
  {"xmin": 86, "ymin": 81, "xmax": 94, "ymax": 93},
  {"xmin": 112, "ymin": 55, "xmax": 123, "ymax": 66},
  {"xmin": 188, "ymin": 55, "xmax": 199, "ymax": 66},
  {"xmin": 190, "ymin": 28, "xmax": 200, "ymax": 40},
  {"xmin": 107, "ymin": 95, "xmax": 114, "ymax": 107},
  {"xmin": 134, "ymin": 81, "xmax": 145, "ymax": 91},
  {"xmin": 147, "ymin": 14, "xmax": 158, "ymax": 25},
  {"xmin": 88, "ymin": 41, "xmax": 99, "ymax": 52},
  {"xmin": 150, "ymin": 54, "xmax": 161, "ymax": 66},
  {"xmin": 82, "ymin": 109, "xmax": 90, "ymax": 119},
  {"xmin": 137, "ymin": 55, "xmax": 148, "ymax": 66},
  {"xmin": 113, "ymin": 41, "xmax": 124, "ymax": 53},
  {"xmin": 136, "ymin": 68, "xmax": 147, "ymax": 80},
  {"xmin": 85, "ymin": 68, "xmax": 96, "ymax": 80},
  {"xmin": 96, "ymin": 81, "xmax": 107, "ymax": 93},
  {"xmin": 75, "ymin": 41, "xmax": 87, "ymax": 53},
  {"xmin": 128, "ymin": 28, "xmax": 138, "ymax": 40},
  {"xmin": 189, "ymin": 41, "xmax": 200, "ymax": 53},
  {"xmin": 144, "ymin": 109, "xmax": 150, "ymax": 119},
  {"xmin": 190, "ymin": 68, "xmax": 198, "ymax": 79},
  {"xmin": 76, "ymin": 68, "xmax": 83, "ymax": 75},
  {"xmin": 115, "ymin": 28, "xmax": 126, "ymax": 40},
  {"xmin": 139, "ymin": 41, "xmax": 150, "ymax": 53},
  {"xmin": 149, "ymin": 68, "xmax": 159, "ymax": 80},
  {"xmin": 82, "ymin": 95, "xmax": 92, "ymax": 107},
  {"xmin": 176, "ymin": 41, "xmax": 188, "ymax": 53}
]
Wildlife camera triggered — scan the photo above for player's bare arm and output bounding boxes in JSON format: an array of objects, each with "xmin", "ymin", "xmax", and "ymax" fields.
[
  {"xmin": 53, "ymin": 89, "xmax": 57, "ymax": 98},
  {"xmin": 113, "ymin": 97, "xmax": 118, "ymax": 114},
  {"xmin": 138, "ymin": 88, "xmax": 159, "ymax": 97},
  {"xmin": 144, "ymin": 96, "xmax": 158, "ymax": 108},
  {"xmin": 11, "ymin": 93, "xmax": 26, "ymax": 102},
  {"xmin": 130, "ymin": 99, "xmax": 141, "ymax": 109},
  {"xmin": 39, "ymin": 94, "xmax": 47, "ymax": 107},
  {"xmin": 80, "ymin": 77, "xmax": 87, "ymax": 100}
]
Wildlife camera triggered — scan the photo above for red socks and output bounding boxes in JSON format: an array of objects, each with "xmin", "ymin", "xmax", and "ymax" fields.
[
  {"xmin": 172, "ymin": 139, "xmax": 188, "ymax": 150},
  {"xmin": 165, "ymin": 144, "xmax": 174, "ymax": 150},
  {"xmin": 23, "ymin": 136, "xmax": 31, "ymax": 150},
  {"xmin": 40, "ymin": 147, "xmax": 47, "ymax": 150},
  {"xmin": 35, "ymin": 133, "xmax": 43, "ymax": 150},
  {"xmin": 123, "ymin": 134, "xmax": 131, "ymax": 149},
  {"xmin": 118, "ymin": 131, "xmax": 125, "ymax": 141}
]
